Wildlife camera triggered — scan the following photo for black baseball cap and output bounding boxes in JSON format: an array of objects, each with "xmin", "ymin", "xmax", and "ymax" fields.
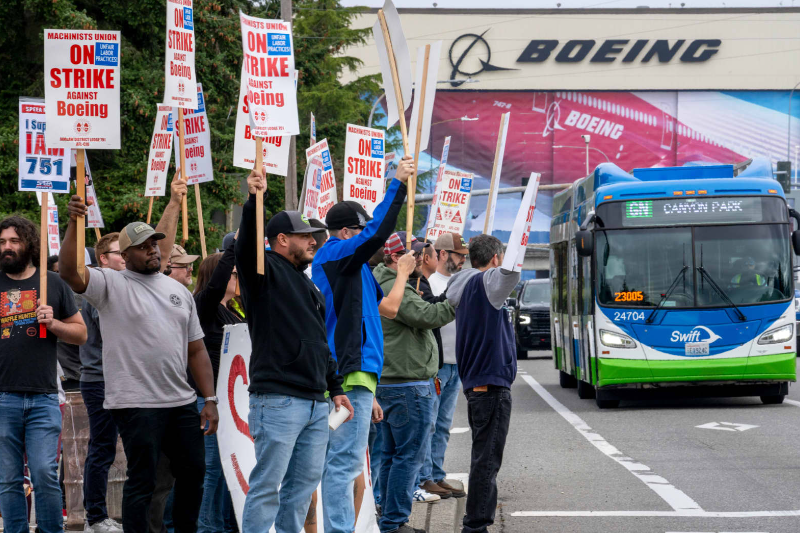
[
  {"xmin": 325, "ymin": 201, "xmax": 372, "ymax": 230},
  {"xmin": 266, "ymin": 211, "xmax": 327, "ymax": 240}
]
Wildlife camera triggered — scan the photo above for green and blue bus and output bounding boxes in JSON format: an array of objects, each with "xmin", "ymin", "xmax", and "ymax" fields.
[{"xmin": 550, "ymin": 159, "xmax": 799, "ymax": 408}]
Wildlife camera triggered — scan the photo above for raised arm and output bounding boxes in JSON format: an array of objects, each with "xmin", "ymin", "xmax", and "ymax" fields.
[
  {"xmin": 155, "ymin": 170, "xmax": 188, "ymax": 273},
  {"xmin": 235, "ymin": 167, "xmax": 267, "ymax": 286},
  {"xmin": 378, "ymin": 253, "xmax": 416, "ymax": 319},
  {"xmin": 59, "ymin": 195, "xmax": 92, "ymax": 293},
  {"xmin": 483, "ymin": 267, "xmax": 522, "ymax": 310}
]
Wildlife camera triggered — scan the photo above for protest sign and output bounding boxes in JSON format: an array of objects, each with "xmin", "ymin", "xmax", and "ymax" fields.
[
  {"xmin": 83, "ymin": 155, "xmax": 104, "ymax": 229},
  {"xmin": 233, "ymin": 66, "xmax": 290, "ymax": 176},
  {"xmin": 502, "ymin": 173, "xmax": 541, "ymax": 272},
  {"xmin": 305, "ymin": 139, "xmax": 338, "ymax": 220},
  {"xmin": 301, "ymin": 156, "xmax": 325, "ymax": 220},
  {"xmin": 146, "ymin": 105, "xmax": 174, "ymax": 197},
  {"xmin": 384, "ymin": 152, "xmax": 397, "ymax": 184},
  {"xmin": 408, "ymin": 41, "xmax": 442, "ymax": 156},
  {"xmin": 424, "ymin": 136, "xmax": 450, "ymax": 237},
  {"xmin": 310, "ymin": 112, "xmax": 317, "ymax": 145},
  {"xmin": 484, "ymin": 112, "xmax": 510, "ymax": 235},
  {"xmin": 174, "ymin": 84, "xmax": 213, "ymax": 185},
  {"xmin": 218, "ymin": 324, "xmax": 379, "ymax": 532},
  {"xmin": 44, "ymin": 30, "xmax": 121, "ymax": 149},
  {"xmin": 46, "ymin": 202, "xmax": 61, "ymax": 256},
  {"xmin": 19, "ymin": 99, "xmax": 69, "ymax": 193},
  {"xmin": 372, "ymin": 0, "xmax": 411, "ymax": 131},
  {"xmin": 163, "ymin": 0, "xmax": 198, "ymax": 110},
  {"xmin": 343, "ymin": 125, "xmax": 384, "ymax": 216},
  {"xmin": 238, "ymin": 13, "xmax": 299, "ymax": 137},
  {"xmin": 428, "ymin": 169, "xmax": 473, "ymax": 239}
]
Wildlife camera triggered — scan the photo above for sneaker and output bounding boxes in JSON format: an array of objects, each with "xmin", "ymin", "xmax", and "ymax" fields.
[
  {"xmin": 436, "ymin": 479, "xmax": 466, "ymax": 498},
  {"xmin": 85, "ymin": 518, "xmax": 124, "ymax": 533},
  {"xmin": 412, "ymin": 488, "xmax": 441, "ymax": 503},
  {"xmin": 419, "ymin": 479, "xmax": 452, "ymax": 499},
  {"xmin": 396, "ymin": 525, "xmax": 426, "ymax": 533}
]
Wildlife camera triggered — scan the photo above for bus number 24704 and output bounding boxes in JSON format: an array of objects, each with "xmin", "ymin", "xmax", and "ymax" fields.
[{"xmin": 613, "ymin": 311, "xmax": 645, "ymax": 321}]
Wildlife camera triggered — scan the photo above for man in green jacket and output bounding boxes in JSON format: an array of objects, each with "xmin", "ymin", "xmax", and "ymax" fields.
[{"xmin": 372, "ymin": 232, "xmax": 456, "ymax": 533}]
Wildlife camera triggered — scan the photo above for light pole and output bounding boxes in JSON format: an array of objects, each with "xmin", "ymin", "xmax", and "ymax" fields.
[
  {"xmin": 787, "ymin": 81, "xmax": 800, "ymax": 161},
  {"xmin": 581, "ymin": 134, "xmax": 591, "ymax": 175}
]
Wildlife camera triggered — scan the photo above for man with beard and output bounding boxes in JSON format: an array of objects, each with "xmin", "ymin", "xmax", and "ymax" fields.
[
  {"xmin": 0, "ymin": 215, "xmax": 87, "ymax": 533},
  {"xmin": 59, "ymin": 190, "xmax": 219, "ymax": 533},
  {"xmin": 235, "ymin": 167, "xmax": 354, "ymax": 532}
]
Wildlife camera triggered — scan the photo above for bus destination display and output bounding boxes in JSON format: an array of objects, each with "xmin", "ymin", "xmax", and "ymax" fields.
[{"xmin": 622, "ymin": 198, "xmax": 763, "ymax": 226}]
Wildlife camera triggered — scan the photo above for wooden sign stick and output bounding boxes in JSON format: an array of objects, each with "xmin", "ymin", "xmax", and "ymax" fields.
[
  {"xmin": 39, "ymin": 192, "xmax": 49, "ymax": 338},
  {"xmin": 194, "ymin": 184, "xmax": 207, "ymax": 259},
  {"xmin": 483, "ymin": 113, "xmax": 507, "ymax": 235},
  {"xmin": 94, "ymin": 227, "xmax": 102, "ymax": 242},
  {"xmin": 76, "ymin": 149, "xmax": 86, "ymax": 282},
  {"xmin": 146, "ymin": 196, "xmax": 154, "ymax": 224},
  {"xmin": 255, "ymin": 137, "xmax": 265, "ymax": 275},
  {"xmin": 408, "ymin": 44, "xmax": 431, "ymax": 252},
  {"xmin": 178, "ymin": 108, "xmax": 189, "ymax": 244}
]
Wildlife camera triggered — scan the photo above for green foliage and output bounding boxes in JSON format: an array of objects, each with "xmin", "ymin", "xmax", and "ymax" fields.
[{"xmin": 0, "ymin": 0, "xmax": 378, "ymax": 254}]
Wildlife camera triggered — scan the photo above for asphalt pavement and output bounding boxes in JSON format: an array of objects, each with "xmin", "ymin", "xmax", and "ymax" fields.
[{"xmin": 422, "ymin": 350, "xmax": 800, "ymax": 533}]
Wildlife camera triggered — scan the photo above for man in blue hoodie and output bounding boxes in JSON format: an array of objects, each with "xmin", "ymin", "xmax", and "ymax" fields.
[
  {"xmin": 312, "ymin": 155, "xmax": 415, "ymax": 533},
  {"xmin": 446, "ymin": 234, "xmax": 520, "ymax": 533}
]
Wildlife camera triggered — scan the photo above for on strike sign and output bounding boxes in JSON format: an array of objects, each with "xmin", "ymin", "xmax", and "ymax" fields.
[
  {"xmin": 146, "ymin": 105, "xmax": 174, "ymax": 197},
  {"xmin": 164, "ymin": 0, "xmax": 198, "ymax": 109},
  {"xmin": 174, "ymin": 84, "xmax": 213, "ymax": 185},
  {"xmin": 239, "ymin": 13, "xmax": 299, "ymax": 137},
  {"xmin": 502, "ymin": 173, "xmax": 541, "ymax": 272},
  {"xmin": 47, "ymin": 203, "xmax": 61, "ymax": 255},
  {"xmin": 44, "ymin": 30, "xmax": 121, "ymax": 149},
  {"xmin": 427, "ymin": 169, "xmax": 473, "ymax": 239},
  {"xmin": 18, "ymin": 99, "xmax": 69, "ymax": 193},
  {"xmin": 304, "ymin": 139, "xmax": 337, "ymax": 220},
  {"xmin": 343, "ymin": 124, "xmax": 384, "ymax": 216},
  {"xmin": 83, "ymin": 156, "xmax": 105, "ymax": 228}
]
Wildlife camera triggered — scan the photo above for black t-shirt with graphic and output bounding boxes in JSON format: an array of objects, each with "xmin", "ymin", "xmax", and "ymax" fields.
[{"xmin": 0, "ymin": 269, "xmax": 79, "ymax": 393}]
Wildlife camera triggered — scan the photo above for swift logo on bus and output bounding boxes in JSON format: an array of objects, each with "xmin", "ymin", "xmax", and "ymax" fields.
[{"xmin": 670, "ymin": 326, "xmax": 722, "ymax": 344}]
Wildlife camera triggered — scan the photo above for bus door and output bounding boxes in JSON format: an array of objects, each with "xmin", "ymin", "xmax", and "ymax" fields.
[
  {"xmin": 553, "ymin": 242, "xmax": 571, "ymax": 374},
  {"xmin": 578, "ymin": 252, "xmax": 594, "ymax": 384},
  {"xmin": 569, "ymin": 239, "xmax": 581, "ymax": 379}
]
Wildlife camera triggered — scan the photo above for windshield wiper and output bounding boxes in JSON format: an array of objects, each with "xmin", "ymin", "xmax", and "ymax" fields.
[
  {"xmin": 646, "ymin": 265, "xmax": 689, "ymax": 324},
  {"xmin": 696, "ymin": 266, "xmax": 747, "ymax": 322}
]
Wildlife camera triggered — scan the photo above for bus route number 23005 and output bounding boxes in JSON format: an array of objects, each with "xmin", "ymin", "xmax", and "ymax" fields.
[{"xmin": 613, "ymin": 311, "xmax": 645, "ymax": 322}]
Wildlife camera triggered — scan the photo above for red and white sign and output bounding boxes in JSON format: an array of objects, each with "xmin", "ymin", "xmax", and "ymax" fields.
[
  {"xmin": 44, "ymin": 30, "xmax": 121, "ymax": 149},
  {"xmin": 146, "ymin": 105, "xmax": 174, "ymax": 197},
  {"xmin": 502, "ymin": 173, "xmax": 540, "ymax": 272},
  {"xmin": 233, "ymin": 66, "xmax": 290, "ymax": 175},
  {"xmin": 310, "ymin": 112, "xmax": 316, "ymax": 145},
  {"xmin": 427, "ymin": 169, "xmax": 473, "ymax": 239},
  {"xmin": 80, "ymin": 154, "xmax": 105, "ymax": 228},
  {"xmin": 304, "ymin": 139, "xmax": 337, "ymax": 221},
  {"xmin": 19, "ymin": 99, "xmax": 69, "ymax": 193},
  {"xmin": 238, "ymin": 13, "xmax": 299, "ymax": 137},
  {"xmin": 424, "ymin": 136, "xmax": 450, "ymax": 235},
  {"xmin": 343, "ymin": 124, "xmax": 385, "ymax": 216},
  {"xmin": 47, "ymin": 202, "xmax": 61, "ymax": 256},
  {"xmin": 164, "ymin": 0, "xmax": 198, "ymax": 109},
  {"xmin": 174, "ymin": 84, "xmax": 213, "ymax": 185}
]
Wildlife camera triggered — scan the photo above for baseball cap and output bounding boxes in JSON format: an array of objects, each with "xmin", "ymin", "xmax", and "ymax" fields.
[
  {"xmin": 385, "ymin": 231, "xmax": 426, "ymax": 255},
  {"xmin": 221, "ymin": 231, "xmax": 236, "ymax": 251},
  {"xmin": 266, "ymin": 211, "xmax": 327, "ymax": 240},
  {"xmin": 169, "ymin": 244, "xmax": 200, "ymax": 265},
  {"xmin": 434, "ymin": 233, "xmax": 468, "ymax": 254},
  {"xmin": 325, "ymin": 201, "xmax": 372, "ymax": 230},
  {"xmin": 118, "ymin": 222, "xmax": 166, "ymax": 252}
]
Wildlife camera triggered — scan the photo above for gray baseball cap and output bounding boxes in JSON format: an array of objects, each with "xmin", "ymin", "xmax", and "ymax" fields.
[
  {"xmin": 266, "ymin": 211, "xmax": 327, "ymax": 240},
  {"xmin": 118, "ymin": 222, "xmax": 166, "ymax": 252}
]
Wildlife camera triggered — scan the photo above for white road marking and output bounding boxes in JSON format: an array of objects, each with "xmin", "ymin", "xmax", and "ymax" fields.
[
  {"xmin": 450, "ymin": 427, "xmax": 470, "ymax": 434},
  {"xmin": 512, "ymin": 509, "xmax": 800, "ymax": 518},
  {"xmin": 695, "ymin": 422, "xmax": 759, "ymax": 432},
  {"xmin": 520, "ymin": 374, "xmax": 703, "ymax": 513},
  {"xmin": 783, "ymin": 399, "xmax": 800, "ymax": 408}
]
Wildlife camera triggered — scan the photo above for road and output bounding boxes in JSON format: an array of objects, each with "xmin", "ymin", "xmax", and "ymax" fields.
[{"xmin": 436, "ymin": 350, "xmax": 800, "ymax": 533}]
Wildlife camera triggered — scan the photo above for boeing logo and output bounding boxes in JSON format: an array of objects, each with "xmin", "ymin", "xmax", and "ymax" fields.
[
  {"xmin": 448, "ymin": 30, "xmax": 518, "ymax": 87},
  {"xmin": 670, "ymin": 326, "xmax": 722, "ymax": 344}
]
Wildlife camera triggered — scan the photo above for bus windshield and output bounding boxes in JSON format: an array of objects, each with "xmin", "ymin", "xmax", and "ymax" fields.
[{"xmin": 597, "ymin": 224, "xmax": 791, "ymax": 308}]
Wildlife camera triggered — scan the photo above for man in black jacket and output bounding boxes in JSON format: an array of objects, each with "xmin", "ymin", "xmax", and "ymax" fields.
[{"xmin": 235, "ymin": 167, "xmax": 353, "ymax": 532}]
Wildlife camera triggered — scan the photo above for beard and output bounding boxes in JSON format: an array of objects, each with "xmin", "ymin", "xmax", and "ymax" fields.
[
  {"xmin": 445, "ymin": 256, "xmax": 460, "ymax": 275},
  {"xmin": 289, "ymin": 241, "xmax": 313, "ymax": 268},
  {"xmin": 1, "ymin": 248, "xmax": 32, "ymax": 274}
]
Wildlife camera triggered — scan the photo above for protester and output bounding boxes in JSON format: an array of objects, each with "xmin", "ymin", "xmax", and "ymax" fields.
[
  {"xmin": 47, "ymin": 254, "xmax": 59, "ymax": 272},
  {"xmin": 0, "ymin": 215, "xmax": 87, "ymax": 533},
  {"xmin": 235, "ymin": 166, "xmax": 353, "ymax": 532},
  {"xmin": 417, "ymin": 233, "xmax": 469, "ymax": 501},
  {"xmin": 311, "ymin": 155, "xmax": 415, "ymax": 533},
  {"xmin": 193, "ymin": 236, "xmax": 242, "ymax": 533},
  {"xmin": 373, "ymin": 232, "xmax": 456, "ymax": 533},
  {"xmin": 446, "ymin": 234, "xmax": 520, "ymax": 533},
  {"xmin": 60, "ymin": 173, "xmax": 219, "ymax": 533},
  {"xmin": 167, "ymin": 244, "xmax": 200, "ymax": 287}
]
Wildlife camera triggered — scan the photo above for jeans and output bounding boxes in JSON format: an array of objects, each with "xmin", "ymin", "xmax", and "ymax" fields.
[
  {"xmin": 369, "ymin": 421, "xmax": 383, "ymax": 505},
  {"xmin": 81, "ymin": 380, "xmax": 119, "ymax": 525},
  {"xmin": 0, "ymin": 392, "xmax": 63, "ymax": 533},
  {"xmin": 419, "ymin": 364, "xmax": 461, "ymax": 483},
  {"xmin": 111, "ymin": 402, "xmax": 205, "ymax": 533},
  {"xmin": 147, "ymin": 453, "xmax": 174, "ymax": 533},
  {"xmin": 242, "ymin": 393, "xmax": 329, "ymax": 533},
  {"xmin": 376, "ymin": 385, "xmax": 433, "ymax": 533},
  {"xmin": 462, "ymin": 387, "xmax": 512, "ymax": 533},
  {"xmin": 322, "ymin": 386, "xmax": 373, "ymax": 533},
  {"xmin": 197, "ymin": 397, "xmax": 229, "ymax": 533}
]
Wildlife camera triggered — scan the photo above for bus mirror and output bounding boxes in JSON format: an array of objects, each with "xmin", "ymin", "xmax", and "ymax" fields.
[
  {"xmin": 576, "ymin": 230, "xmax": 593, "ymax": 257},
  {"xmin": 793, "ymin": 230, "xmax": 800, "ymax": 256}
]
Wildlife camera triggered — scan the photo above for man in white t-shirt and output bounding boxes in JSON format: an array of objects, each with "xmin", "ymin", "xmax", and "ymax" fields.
[{"xmin": 418, "ymin": 233, "xmax": 468, "ymax": 498}]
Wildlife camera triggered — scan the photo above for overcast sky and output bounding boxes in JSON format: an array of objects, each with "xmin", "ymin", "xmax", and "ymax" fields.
[{"xmin": 340, "ymin": 0, "xmax": 796, "ymax": 8}]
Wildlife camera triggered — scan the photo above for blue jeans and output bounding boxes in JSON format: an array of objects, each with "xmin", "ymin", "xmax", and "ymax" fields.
[
  {"xmin": 376, "ymin": 385, "xmax": 433, "ymax": 533},
  {"xmin": 242, "ymin": 393, "xmax": 329, "ymax": 533},
  {"xmin": 0, "ymin": 392, "xmax": 63, "ymax": 533},
  {"xmin": 369, "ymin": 421, "xmax": 383, "ymax": 505},
  {"xmin": 419, "ymin": 364, "xmax": 461, "ymax": 483},
  {"xmin": 322, "ymin": 386, "xmax": 373, "ymax": 533},
  {"xmin": 197, "ymin": 397, "xmax": 229, "ymax": 533},
  {"xmin": 81, "ymin": 380, "xmax": 118, "ymax": 526}
]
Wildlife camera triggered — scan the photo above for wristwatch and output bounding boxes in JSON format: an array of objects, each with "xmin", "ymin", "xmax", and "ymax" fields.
[{"xmin": 204, "ymin": 396, "xmax": 219, "ymax": 404}]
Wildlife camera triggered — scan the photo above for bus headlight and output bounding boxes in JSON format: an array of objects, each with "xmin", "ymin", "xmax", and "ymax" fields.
[
  {"xmin": 599, "ymin": 329, "xmax": 637, "ymax": 349},
  {"xmin": 519, "ymin": 314, "xmax": 531, "ymax": 325},
  {"xmin": 757, "ymin": 324, "xmax": 794, "ymax": 345}
]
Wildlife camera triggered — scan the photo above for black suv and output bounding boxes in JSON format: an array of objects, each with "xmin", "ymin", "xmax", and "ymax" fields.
[{"xmin": 508, "ymin": 279, "xmax": 551, "ymax": 359}]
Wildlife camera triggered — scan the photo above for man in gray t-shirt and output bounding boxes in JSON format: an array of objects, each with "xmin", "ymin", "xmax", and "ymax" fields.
[{"xmin": 60, "ymin": 192, "xmax": 219, "ymax": 533}]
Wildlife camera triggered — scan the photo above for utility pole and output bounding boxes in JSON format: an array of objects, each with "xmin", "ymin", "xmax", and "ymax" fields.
[{"xmin": 282, "ymin": 0, "xmax": 298, "ymax": 210}]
